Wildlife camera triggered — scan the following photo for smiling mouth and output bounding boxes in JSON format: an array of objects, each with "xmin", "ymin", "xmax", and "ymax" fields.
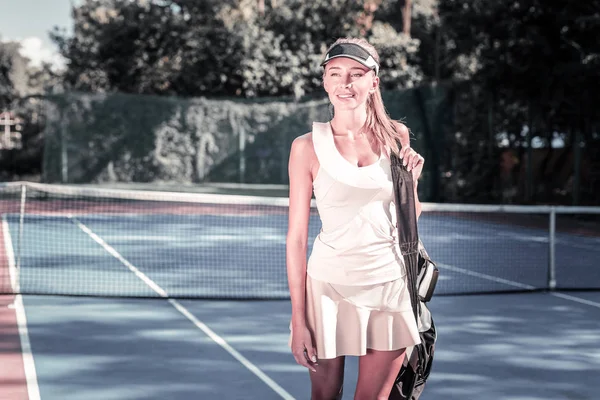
[{"xmin": 337, "ymin": 94, "xmax": 354, "ymax": 99}]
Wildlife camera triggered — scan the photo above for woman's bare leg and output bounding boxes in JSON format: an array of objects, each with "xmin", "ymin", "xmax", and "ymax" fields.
[
  {"xmin": 354, "ymin": 348, "xmax": 405, "ymax": 400},
  {"xmin": 309, "ymin": 356, "xmax": 345, "ymax": 400}
]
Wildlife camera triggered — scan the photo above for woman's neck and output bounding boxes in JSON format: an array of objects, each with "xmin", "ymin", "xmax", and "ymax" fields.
[{"xmin": 330, "ymin": 109, "xmax": 368, "ymax": 139}]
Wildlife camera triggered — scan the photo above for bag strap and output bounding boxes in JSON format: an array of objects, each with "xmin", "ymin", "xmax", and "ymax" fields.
[{"xmin": 390, "ymin": 151, "xmax": 420, "ymax": 322}]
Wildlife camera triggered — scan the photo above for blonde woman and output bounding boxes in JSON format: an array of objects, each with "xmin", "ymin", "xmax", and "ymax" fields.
[{"xmin": 286, "ymin": 38, "xmax": 425, "ymax": 400}]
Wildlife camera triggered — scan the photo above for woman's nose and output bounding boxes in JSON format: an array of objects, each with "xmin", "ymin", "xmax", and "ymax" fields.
[{"xmin": 340, "ymin": 74, "xmax": 352, "ymax": 88}]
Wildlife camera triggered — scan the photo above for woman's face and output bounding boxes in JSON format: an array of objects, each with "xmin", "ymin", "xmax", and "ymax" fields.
[{"xmin": 323, "ymin": 57, "xmax": 379, "ymax": 112}]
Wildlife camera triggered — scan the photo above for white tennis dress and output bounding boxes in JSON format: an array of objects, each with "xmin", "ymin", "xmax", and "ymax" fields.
[{"xmin": 292, "ymin": 121, "xmax": 420, "ymax": 359}]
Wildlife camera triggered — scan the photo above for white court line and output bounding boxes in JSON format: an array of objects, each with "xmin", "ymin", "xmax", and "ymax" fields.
[
  {"xmin": 549, "ymin": 292, "xmax": 600, "ymax": 309},
  {"xmin": 439, "ymin": 262, "xmax": 600, "ymax": 309},
  {"xmin": 70, "ymin": 216, "xmax": 295, "ymax": 400},
  {"xmin": 553, "ymin": 240, "xmax": 600, "ymax": 253},
  {"xmin": 2, "ymin": 216, "xmax": 41, "ymax": 400},
  {"xmin": 3, "ymin": 217, "xmax": 18, "ymax": 291},
  {"xmin": 438, "ymin": 262, "xmax": 537, "ymax": 291},
  {"xmin": 500, "ymin": 231, "xmax": 600, "ymax": 252}
]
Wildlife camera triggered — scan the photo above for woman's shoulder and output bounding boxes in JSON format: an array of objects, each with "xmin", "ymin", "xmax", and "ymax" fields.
[
  {"xmin": 289, "ymin": 132, "xmax": 319, "ymax": 176},
  {"xmin": 392, "ymin": 120, "xmax": 410, "ymax": 135},
  {"xmin": 290, "ymin": 132, "xmax": 316, "ymax": 160},
  {"xmin": 392, "ymin": 120, "xmax": 411, "ymax": 148},
  {"xmin": 392, "ymin": 120, "xmax": 409, "ymax": 133},
  {"xmin": 291, "ymin": 131, "xmax": 314, "ymax": 148}
]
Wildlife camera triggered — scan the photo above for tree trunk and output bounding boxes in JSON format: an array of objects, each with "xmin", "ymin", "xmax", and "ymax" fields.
[
  {"xmin": 403, "ymin": 0, "xmax": 412, "ymax": 37},
  {"xmin": 525, "ymin": 99, "xmax": 534, "ymax": 203},
  {"xmin": 487, "ymin": 90, "xmax": 494, "ymax": 159},
  {"xmin": 258, "ymin": 0, "xmax": 265, "ymax": 15}
]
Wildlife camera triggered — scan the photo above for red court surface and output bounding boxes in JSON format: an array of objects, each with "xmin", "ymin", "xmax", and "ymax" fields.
[
  {"xmin": 0, "ymin": 219, "xmax": 28, "ymax": 400},
  {"xmin": 0, "ymin": 296, "xmax": 29, "ymax": 400}
]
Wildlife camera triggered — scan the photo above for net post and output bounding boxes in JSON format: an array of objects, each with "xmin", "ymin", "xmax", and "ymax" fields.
[
  {"xmin": 60, "ymin": 113, "xmax": 68, "ymax": 183},
  {"xmin": 548, "ymin": 207, "xmax": 556, "ymax": 291},
  {"xmin": 239, "ymin": 125, "xmax": 246, "ymax": 183},
  {"xmin": 17, "ymin": 183, "xmax": 26, "ymax": 291}
]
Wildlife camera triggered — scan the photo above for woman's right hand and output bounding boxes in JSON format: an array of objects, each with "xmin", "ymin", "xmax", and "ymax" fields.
[{"xmin": 291, "ymin": 324, "xmax": 318, "ymax": 372}]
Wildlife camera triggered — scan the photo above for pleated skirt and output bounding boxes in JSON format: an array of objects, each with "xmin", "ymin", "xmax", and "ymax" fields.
[{"xmin": 290, "ymin": 275, "xmax": 421, "ymax": 360}]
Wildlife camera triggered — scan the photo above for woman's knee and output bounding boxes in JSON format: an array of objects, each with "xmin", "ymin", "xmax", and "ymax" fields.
[
  {"xmin": 310, "ymin": 357, "xmax": 345, "ymax": 400},
  {"xmin": 311, "ymin": 374, "xmax": 343, "ymax": 400},
  {"xmin": 353, "ymin": 394, "xmax": 387, "ymax": 400},
  {"xmin": 311, "ymin": 385, "xmax": 343, "ymax": 400}
]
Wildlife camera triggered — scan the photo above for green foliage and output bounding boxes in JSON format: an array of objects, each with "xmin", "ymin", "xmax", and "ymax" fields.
[
  {"xmin": 439, "ymin": 0, "xmax": 600, "ymax": 132},
  {"xmin": 436, "ymin": 0, "xmax": 600, "ymax": 203},
  {"xmin": 41, "ymin": 91, "xmax": 330, "ymax": 183},
  {"xmin": 0, "ymin": 41, "xmax": 56, "ymax": 181},
  {"xmin": 0, "ymin": 96, "xmax": 46, "ymax": 181},
  {"xmin": 52, "ymin": 0, "xmax": 429, "ymax": 98},
  {"xmin": 375, "ymin": 0, "xmax": 446, "ymax": 85},
  {"xmin": 40, "ymin": 87, "xmax": 451, "ymax": 186},
  {"xmin": 6, "ymin": 0, "xmax": 597, "ymax": 204},
  {"xmin": 0, "ymin": 41, "xmax": 21, "ymax": 109}
]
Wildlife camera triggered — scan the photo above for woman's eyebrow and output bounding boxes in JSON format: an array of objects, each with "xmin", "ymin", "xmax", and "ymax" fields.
[{"xmin": 327, "ymin": 66, "xmax": 368, "ymax": 72}]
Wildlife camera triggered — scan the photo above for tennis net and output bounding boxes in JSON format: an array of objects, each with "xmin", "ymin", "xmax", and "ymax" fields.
[{"xmin": 1, "ymin": 182, "xmax": 599, "ymax": 299}]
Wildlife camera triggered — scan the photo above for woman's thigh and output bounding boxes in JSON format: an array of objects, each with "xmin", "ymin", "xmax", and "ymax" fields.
[
  {"xmin": 355, "ymin": 348, "xmax": 406, "ymax": 400},
  {"xmin": 310, "ymin": 356, "xmax": 345, "ymax": 400}
]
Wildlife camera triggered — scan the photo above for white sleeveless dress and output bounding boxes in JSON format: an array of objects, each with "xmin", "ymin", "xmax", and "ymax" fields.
[{"xmin": 290, "ymin": 121, "xmax": 420, "ymax": 360}]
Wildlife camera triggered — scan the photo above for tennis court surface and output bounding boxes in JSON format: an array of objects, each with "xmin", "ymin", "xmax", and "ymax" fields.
[{"xmin": 1, "ymin": 182, "xmax": 599, "ymax": 399}]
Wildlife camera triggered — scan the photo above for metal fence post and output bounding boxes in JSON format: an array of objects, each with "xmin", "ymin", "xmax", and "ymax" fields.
[
  {"xmin": 60, "ymin": 112, "xmax": 68, "ymax": 183},
  {"xmin": 239, "ymin": 125, "xmax": 246, "ymax": 183},
  {"xmin": 548, "ymin": 207, "xmax": 556, "ymax": 290},
  {"xmin": 17, "ymin": 183, "xmax": 27, "ymax": 291}
]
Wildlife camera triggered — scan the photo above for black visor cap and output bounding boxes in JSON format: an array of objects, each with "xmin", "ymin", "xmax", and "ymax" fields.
[{"xmin": 321, "ymin": 43, "xmax": 379, "ymax": 75}]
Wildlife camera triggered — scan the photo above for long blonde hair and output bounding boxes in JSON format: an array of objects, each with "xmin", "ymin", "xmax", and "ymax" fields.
[{"xmin": 324, "ymin": 37, "xmax": 408, "ymax": 154}]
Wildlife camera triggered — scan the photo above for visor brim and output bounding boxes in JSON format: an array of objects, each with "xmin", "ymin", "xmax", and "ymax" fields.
[{"xmin": 321, "ymin": 55, "xmax": 379, "ymax": 75}]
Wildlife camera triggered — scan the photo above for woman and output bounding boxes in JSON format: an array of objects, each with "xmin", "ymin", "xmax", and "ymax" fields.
[{"xmin": 286, "ymin": 37, "xmax": 425, "ymax": 400}]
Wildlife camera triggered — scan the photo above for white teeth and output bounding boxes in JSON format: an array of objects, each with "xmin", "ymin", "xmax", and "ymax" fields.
[{"xmin": 338, "ymin": 95, "xmax": 353, "ymax": 98}]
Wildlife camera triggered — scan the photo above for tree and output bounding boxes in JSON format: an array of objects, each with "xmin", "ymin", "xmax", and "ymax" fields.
[
  {"xmin": 0, "ymin": 40, "xmax": 29, "ymax": 109},
  {"xmin": 0, "ymin": 40, "xmax": 56, "ymax": 180},
  {"xmin": 437, "ymin": 0, "xmax": 600, "ymax": 203},
  {"xmin": 52, "ymin": 0, "xmax": 427, "ymax": 98}
]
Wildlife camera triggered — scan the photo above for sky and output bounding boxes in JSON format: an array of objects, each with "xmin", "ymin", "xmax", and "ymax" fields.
[{"xmin": 0, "ymin": 0, "xmax": 74, "ymax": 69}]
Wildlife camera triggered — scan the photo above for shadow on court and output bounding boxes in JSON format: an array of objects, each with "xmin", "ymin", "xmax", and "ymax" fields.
[{"xmin": 17, "ymin": 291, "xmax": 600, "ymax": 400}]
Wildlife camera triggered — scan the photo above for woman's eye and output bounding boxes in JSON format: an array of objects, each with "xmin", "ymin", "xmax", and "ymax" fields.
[{"xmin": 352, "ymin": 74, "xmax": 363, "ymax": 78}]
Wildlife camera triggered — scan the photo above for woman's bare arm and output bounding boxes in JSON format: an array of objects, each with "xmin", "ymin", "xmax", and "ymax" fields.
[
  {"xmin": 286, "ymin": 133, "xmax": 319, "ymax": 370},
  {"xmin": 286, "ymin": 133, "xmax": 316, "ymax": 328}
]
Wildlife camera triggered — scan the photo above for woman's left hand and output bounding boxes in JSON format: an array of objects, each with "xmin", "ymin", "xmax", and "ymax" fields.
[{"xmin": 399, "ymin": 146, "xmax": 425, "ymax": 182}]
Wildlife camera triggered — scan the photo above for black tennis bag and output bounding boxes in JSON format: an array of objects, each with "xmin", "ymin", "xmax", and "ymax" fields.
[
  {"xmin": 388, "ymin": 153, "xmax": 438, "ymax": 400},
  {"xmin": 391, "ymin": 253, "xmax": 437, "ymax": 400}
]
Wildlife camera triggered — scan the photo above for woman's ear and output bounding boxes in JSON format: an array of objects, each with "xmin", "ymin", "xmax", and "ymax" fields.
[{"xmin": 371, "ymin": 76, "xmax": 380, "ymax": 92}]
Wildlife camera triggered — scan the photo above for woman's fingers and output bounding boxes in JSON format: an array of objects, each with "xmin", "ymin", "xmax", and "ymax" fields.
[
  {"xmin": 291, "ymin": 326, "xmax": 318, "ymax": 372},
  {"xmin": 401, "ymin": 147, "xmax": 424, "ymax": 171},
  {"xmin": 293, "ymin": 346, "xmax": 317, "ymax": 372},
  {"xmin": 411, "ymin": 154, "xmax": 424, "ymax": 171},
  {"xmin": 399, "ymin": 145, "xmax": 409, "ymax": 160},
  {"xmin": 304, "ymin": 348, "xmax": 319, "ymax": 373},
  {"xmin": 406, "ymin": 152, "xmax": 416, "ymax": 170},
  {"xmin": 400, "ymin": 147, "xmax": 413, "ymax": 166},
  {"xmin": 399, "ymin": 146, "xmax": 425, "ymax": 182},
  {"xmin": 305, "ymin": 346, "xmax": 318, "ymax": 365}
]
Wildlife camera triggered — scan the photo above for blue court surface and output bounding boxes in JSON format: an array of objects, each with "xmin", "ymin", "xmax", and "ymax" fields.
[
  {"xmin": 14, "ymin": 292, "xmax": 600, "ymax": 399},
  {"xmin": 2, "ymin": 210, "xmax": 600, "ymax": 399}
]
